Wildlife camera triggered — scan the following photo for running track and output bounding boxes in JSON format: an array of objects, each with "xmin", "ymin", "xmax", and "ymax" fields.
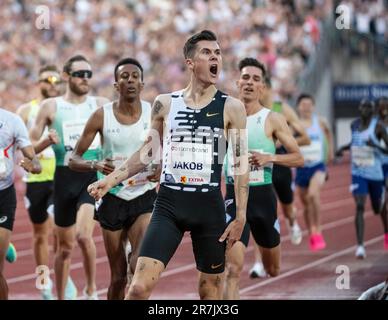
[{"xmin": 5, "ymin": 157, "xmax": 388, "ymax": 299}]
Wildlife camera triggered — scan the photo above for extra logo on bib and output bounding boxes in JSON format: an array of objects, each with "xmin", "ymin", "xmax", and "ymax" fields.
[
  {"xmin": 351, "ymin": 146, "xmax": 375, "ymax": 167},
  {"xmin": 62, "ymin": 120, "xmax": 99, "ymax": 150},
  {"xmin": 165, "ymin": 142, "xmax": 212, "ymax": 185}
]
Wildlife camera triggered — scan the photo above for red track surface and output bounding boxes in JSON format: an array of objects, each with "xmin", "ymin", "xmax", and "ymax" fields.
[{"xmin": 5, "ymin": 158, "xmax": 388, "ymax": 300}]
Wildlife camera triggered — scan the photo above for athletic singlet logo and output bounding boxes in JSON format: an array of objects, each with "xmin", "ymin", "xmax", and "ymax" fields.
[
  {"xmin": 0, "ymin": 216, "xmax": 8, "ymax": 224},
  {"xmin": 206, "ymin": 112, "xmax": 219, "ymax": 117}
]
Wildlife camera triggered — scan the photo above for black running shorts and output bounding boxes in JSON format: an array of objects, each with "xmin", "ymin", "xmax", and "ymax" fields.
[
  {"xmin": 139, "ymin": 185, "xmax": 227, "ymax": 274},
  {"xmin": 25, "ymin": 181, "xmax": 54, "ymax": 224},
  {"xmin": 0, "ymin": 184, "xmax": 17, "ymax": 231},
  {"xmin": 272, "ymin": 164, "xmax": 294, "ymax": 205},
  {"xmin": 95, "ymin": 189, "xmax": 157, "ymax": 231},
  {"xmin": 226, "ymin": 184, "xmax": 280, "ymax": 249},
  {"xmin": 54, "ymin": 166, "xmax": 97, "ymax": 227}
]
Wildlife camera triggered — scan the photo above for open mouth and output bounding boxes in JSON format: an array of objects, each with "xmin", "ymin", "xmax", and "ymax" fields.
[
  {"xmin": 244, "ymin": 87, "xmax": 254, "ymax": 93},
  {"xmin": 127, "ymin": 88, "xmax": 136, "ymax": 93},
  {"xmin": 209, "ymin": 64, "xmax": 218, "ymax": 76}
]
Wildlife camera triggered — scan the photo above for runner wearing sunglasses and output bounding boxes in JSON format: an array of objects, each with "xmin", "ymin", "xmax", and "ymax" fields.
[{"xmin": 30, "ymin": 55, "xmax": 109, "ymax": 300}]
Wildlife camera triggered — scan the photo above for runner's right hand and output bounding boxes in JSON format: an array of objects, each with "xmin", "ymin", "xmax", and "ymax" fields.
[{"xmin": 87, "ymin": 178, "xmax": 111, "ymax": 200}]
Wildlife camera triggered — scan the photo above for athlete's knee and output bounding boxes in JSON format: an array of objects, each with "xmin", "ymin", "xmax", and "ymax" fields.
[
  {"xmin": 76, "ymin": 233, "xmax": 93, "ymax": 249},
  {"xmin": 57, "ymin": 244, "xmax": 72, "ymax": 260},
  {"xmin": 198, "ymin": 275, "xmax": 222, "ymax": 300},
  {"xmin": 33, "ymin": 232, "xmax": 48, "ymax": 246},
  {"xmin": 306, "ymin": 192, "xmax": 318, "ymax": 203},
  {"xmin": 226, "ymin": 261, "xmax": 243, "ymax": 280},
  {"xmin": 128, "ymin": 281, "xmax": 151, "ymax": 299}
]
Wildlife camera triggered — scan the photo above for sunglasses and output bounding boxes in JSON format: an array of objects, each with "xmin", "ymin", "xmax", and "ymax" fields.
[
  {"xmin": 39, "ymin": 76, "xmax": 61, "ymax": 85},
  {"xmin": 70, "ymin": 70, "xmax": 93, "ymax": 79}
]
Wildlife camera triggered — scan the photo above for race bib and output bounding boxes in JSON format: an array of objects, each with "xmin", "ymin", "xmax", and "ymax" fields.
[
  {"xmin": 249, "ymin": 165, "xmax": 264, "ymax": 183},
  {"xmin": 0, "ymin": 149, "xmax": 6, "ymax": 178},
  {"xmin": 352, "ymin": 146, "xmax": 375, "ymax": 167},
  {"xmin": 166, "ymin": 142, "xmax": 212, "ymax": 185},
  {"xmin": 249, "ymin": 149, "xmax": 270, "ymax": 184},
  {"xmin": 228, "ymin": 148, "xmax": 266, "ymax": 184},
  {"xmin": 300, "ymin": 141, "xmax": 322, "ymax": 163},
  {"xmin": 62, "ymin": 120, "xmax": 99, "ymax": 150}
]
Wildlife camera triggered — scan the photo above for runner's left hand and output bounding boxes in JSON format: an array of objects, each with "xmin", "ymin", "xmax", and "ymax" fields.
[{"xmin": 19, "ymin": 157, "xmax": 41, "ymax": 174}]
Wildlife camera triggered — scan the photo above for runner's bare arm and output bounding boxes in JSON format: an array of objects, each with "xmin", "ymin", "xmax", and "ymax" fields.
[
  {"xmin": 219, "ymin": 97, "xmax": 248, "ymax": 249},
  {"xmin": 282, "ymin": 103, "xmax": 311, "ymax": 146},
  {"xmin": 68, "ymin": 108, "xmax": 111, "ymax": 173},
  {"xmin": 15, "ymin": 102, "xmax": 57, "ymax": 154},
  {"xmin": 269, "ymin": 112, "xmax": 304, "ymax": 167},
  {"xmin": 320, "ymin": 117, "xmax": 334, "ymax": 162},
  {"xmin": 19, "ymin": 145, "xmax": 41, "ymax": 174},
  {"xmin": 87, "ymin": 94, "xmax": 169, "ymax": 199},
  {"xmin": 29, "ymin": 99, "xmax": 56, "ymax": 147}
]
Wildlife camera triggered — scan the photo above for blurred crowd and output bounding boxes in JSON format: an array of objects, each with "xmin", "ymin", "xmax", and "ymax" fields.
[
  {"xmin": 336, "ymin": 0, "xmax": 388, "ymax": 66},
  {"xmin": 337, "ymin": 0, "xmax": 387, "ymax": 39},
  {"xmin": 0, "ymin": 0, "xmax": 332, "ymax": 111}
]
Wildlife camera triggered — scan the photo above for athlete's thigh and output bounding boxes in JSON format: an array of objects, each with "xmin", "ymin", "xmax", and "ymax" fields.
[
  {"xmin": 75, "ymin": 203, "xmax": 95, "ymax": 237},
  {"xmin": 191, "ymin": 194, "xmax": 226, "ymax": 275},
  {"xmin": 308, "ymin": 169, "xmax": 326, "ymax": 194},
  {"xmin": 139, "ymin": 209, "xmax": 184, "ymax": 269},
  {"xmin": 127, "ymin": 212, "xmax": 151, "ymax": 252}
]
